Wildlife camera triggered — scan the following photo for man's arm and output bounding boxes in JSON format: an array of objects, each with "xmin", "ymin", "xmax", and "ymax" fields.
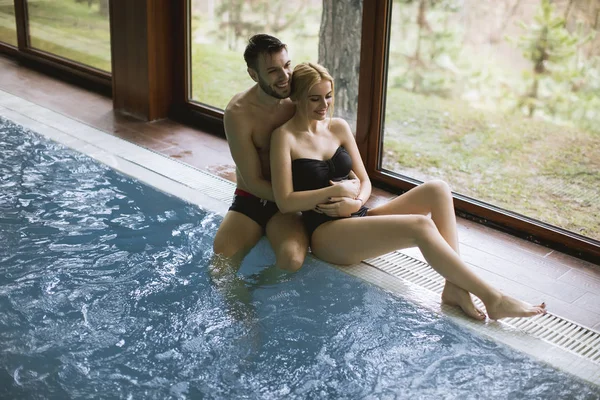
[{"xmin": 224, "ymin": 110, "xmax": 275, "ymax": 201}]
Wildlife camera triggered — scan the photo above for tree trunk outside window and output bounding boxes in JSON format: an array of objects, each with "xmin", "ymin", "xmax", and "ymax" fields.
[
  {"xmin": 318, "ymin": 0, "xmax": 363, "ymax": 134},
  {"xmin": 99, "ymin": 0, "xmax": 109, "ymax": 17}
]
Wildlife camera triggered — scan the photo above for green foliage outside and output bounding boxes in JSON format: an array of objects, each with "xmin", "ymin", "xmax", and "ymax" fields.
[
  {"xmin": 388, "ymin": 0, "xmax": 600, "ymax": 134},
  {"xmin": 513, "ymin": 0, "xmax": 599, "ymax": 132},
  {"xmin": 0, "ymin": 5, "xmax": 17, "ymax": 46},
  {"xmin": 0, "ymin": 25, "xmax": 17, "ymax": 47},
  {"xmin": 0, "ymin": 0, "xmax": 111, "ymax": 71},
  {"xmin": 28, "ymin": 0, "xmax": 110, "ymax": 71},
  {"xmin": 385, "ymin": 0, "xmax": 599, "ymax": 240},
  {"xmin": 213, "ymin": 0, "xmax": 307, "ymax": 49},
  {"xmin": 388, "ymin": 0, "xmax": 463, "ymax": 97},
  {"xmin": 383, "ymin": 89, "xmax": 599, "ymax": 239},
  {"xmin": 191, "ymin": 42, "xmax": 249, "ymax": 110}
]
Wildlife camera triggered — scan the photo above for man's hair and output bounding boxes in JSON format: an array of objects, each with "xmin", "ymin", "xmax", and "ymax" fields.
[{"xmin": 244, "ymin": 34, "xmax": 287, "ymax": 70}]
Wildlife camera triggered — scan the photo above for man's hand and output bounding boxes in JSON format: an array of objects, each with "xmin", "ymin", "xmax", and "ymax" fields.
[
  {"xmin": 315, "ymin": 197, "xmax": 362, "ymax": 218},
  {"xmin": 329, "ymin": 178, "xmax": 360, "ymax": 199}
]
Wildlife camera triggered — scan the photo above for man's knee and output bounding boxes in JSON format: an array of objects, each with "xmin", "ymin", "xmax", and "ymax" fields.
[
  {"xmin": 275, "ymin": 244, "xmax": 306, "ymax": 272},
  {"xmin": 410, "ymin": 215, "xmax": 438, "ymax": 240},
  {"xmin": 213, "ymin": 232, "xmax": 246, "ymax": 258},
  {"xmin": 213, "ymin": 236, "xmax": 234, "ymax": 257}
]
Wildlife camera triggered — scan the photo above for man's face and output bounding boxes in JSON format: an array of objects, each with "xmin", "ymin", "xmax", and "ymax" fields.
[{"xmin": 252, "ymin": 49, "xmax": 292, "ymax": 99}]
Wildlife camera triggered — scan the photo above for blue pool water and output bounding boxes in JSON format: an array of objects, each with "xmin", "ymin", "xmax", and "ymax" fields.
[{"xmin": 1, "ymin": 117, "xmax": 599, "ymax": 399}]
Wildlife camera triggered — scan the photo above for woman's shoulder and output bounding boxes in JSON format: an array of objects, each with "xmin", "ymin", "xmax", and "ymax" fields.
[
  {"xmin": 273, "ymin": 120, "xmax": 294, "ymax": 136},
  {"xmin": 328, "ymin": 117, "xmax": 353, "ymax": 139},
  {"xmin": 329, "ymin": 117, "xmax": 352, "ymax": 133},
  {"xmin": 271, "ymin": 122, "xmax": 296, "ymax": 147},
  {"xmin": 329, "ymin": 117, "xmax": 350, "ymax": 128}
]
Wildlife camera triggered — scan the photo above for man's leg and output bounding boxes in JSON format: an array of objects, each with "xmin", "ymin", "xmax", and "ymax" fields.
[
  {"xmin": 265, "ymin": 212, "xmax": 309, "ymax": 272},
  {"xmin": 213, "ymin": 210, "xmax": 263, "ymax": 261},
  {"xmin": 211, "ymin": 211, "xmax": 263, "ymax": 322}
]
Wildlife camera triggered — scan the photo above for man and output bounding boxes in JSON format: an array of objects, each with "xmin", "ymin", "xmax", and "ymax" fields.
[{"xmin": 212, "ymin": 34, "xmax": 309, "ymax": 272}]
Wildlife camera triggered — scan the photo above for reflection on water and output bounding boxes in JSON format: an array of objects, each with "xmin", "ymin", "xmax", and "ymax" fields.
[{"xmin": 1, "ymin": 117, "xmax": 599, "ymax": 399}]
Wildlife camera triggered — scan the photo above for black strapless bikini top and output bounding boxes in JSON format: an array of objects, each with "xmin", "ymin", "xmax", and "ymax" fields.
[{"xmin": 291, "ymin": 146, "xmax": 352, "ymax": 192}]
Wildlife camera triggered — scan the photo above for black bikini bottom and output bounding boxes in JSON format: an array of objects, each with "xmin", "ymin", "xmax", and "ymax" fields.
[{"xmin": 302, "ymin": 206, "xmax": 369, "ymax": 239}]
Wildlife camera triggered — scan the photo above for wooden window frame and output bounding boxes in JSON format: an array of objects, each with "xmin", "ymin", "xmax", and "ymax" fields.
[{"xmin": 169, "ymin": 0, "xmax": 225, "ymax": 136}]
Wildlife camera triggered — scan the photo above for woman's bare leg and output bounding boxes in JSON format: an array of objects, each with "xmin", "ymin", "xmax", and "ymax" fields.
[
  {"xmin": 311, "ymin": 215, "xmax": 546, "ymax": 320},
  {"xmin": 368, "ymin": 180, "xmax": 484, "ymax": 319}
]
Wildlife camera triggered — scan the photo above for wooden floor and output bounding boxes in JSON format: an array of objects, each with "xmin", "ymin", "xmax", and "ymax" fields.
[{"xmin": 1, "ymin": 55, "xmax": 599, "ymax": 330}]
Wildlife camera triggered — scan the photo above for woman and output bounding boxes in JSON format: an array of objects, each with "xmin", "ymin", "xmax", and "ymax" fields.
[{"xmin": 270, "ymin": 62, "xmax": 546, "ymax": 320}]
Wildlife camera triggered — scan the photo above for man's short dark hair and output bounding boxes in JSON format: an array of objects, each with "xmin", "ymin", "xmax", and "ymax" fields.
[{"xmin": 244, "ymin": 34, "xmax": 287, "ymax": 71}]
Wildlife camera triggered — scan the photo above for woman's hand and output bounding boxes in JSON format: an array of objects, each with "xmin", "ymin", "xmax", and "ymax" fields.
[
  {"xmin": 315, "ymin": 197, "xmax": 362, "ymax": 217},
  {"xmin": 329, "ymin": 178, "xmax": 360, "ymax": 198}
]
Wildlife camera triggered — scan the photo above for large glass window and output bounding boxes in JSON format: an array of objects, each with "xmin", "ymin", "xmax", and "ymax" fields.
[
  {"xmin": 190, "ymin": 0, "xmax": 363, "ymax": 131},
  {"xmin": 0, "ymin": 0, "xmax": 17, "ymax": 46},
  {"xmin": 26, "ymin": 0, "xmax": 111, "ymax": 72},
  {"xmin": 381, "ymin": 0, "xmax": 600, "ymax": 241}
]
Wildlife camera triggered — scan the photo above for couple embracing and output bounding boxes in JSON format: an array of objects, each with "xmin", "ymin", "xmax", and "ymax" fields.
[{"xmin": 212, "ymin": 34, "xmax": 545, "ymax": 321}]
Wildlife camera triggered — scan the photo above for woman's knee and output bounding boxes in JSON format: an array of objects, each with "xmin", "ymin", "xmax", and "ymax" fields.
[
  {"xmin": 424, "ymin": 179, "xmax": 452, "ymax": 199},
  {"xmin": 275, "ymin": 244, "xmax": 306, "ymax": 272}
]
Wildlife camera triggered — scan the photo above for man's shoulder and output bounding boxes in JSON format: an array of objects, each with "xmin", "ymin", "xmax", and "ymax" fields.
[
  {"xmin": 224, "ymin": 89, "xmax": 256, "ymax": 135},
  {"xmin": 225, "ymin": 88, "xmax": 252, "ymax": 116}
]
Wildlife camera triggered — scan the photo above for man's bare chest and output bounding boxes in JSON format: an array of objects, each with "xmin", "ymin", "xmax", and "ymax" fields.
[{"xmin": 251, "ymin": 112, "xmax": 293, "ymax": 150}]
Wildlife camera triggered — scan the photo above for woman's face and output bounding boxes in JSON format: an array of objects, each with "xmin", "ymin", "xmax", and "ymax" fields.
[{"xmin": 306, "ymin": 80, "xmax": 333, "ymax": 120}]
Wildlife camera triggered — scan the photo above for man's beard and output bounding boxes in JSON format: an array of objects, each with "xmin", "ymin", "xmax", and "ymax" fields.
[{"xmin": 257, "ymin": 76, "xmax": 289, "ymax": 100}]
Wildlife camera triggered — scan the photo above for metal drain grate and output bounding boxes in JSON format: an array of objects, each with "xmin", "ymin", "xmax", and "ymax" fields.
[
  {"xmin": 503, "ymin": 314, "xmax": 600, "ymax": 363},
  {"xmin": 182, "ymin": 170, "xmax": 235, "ymax": 204},
  {"xmin": 364, "ymin": 251, "xmax": 600, "ymax": 366}
]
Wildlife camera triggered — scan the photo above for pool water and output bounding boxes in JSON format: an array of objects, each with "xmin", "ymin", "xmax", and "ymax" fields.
[{"xmin": 1, "ymin": 117, "xmax": 599, "ymax": 399}]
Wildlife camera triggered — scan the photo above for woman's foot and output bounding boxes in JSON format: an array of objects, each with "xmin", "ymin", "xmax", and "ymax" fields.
[
  {"xmin": 486, "ymin": 294, "xmax": 546, "ymax": 320},
  {"xmin": 441, "ymin": 281, "xmax": 486, "ymax": 320}
]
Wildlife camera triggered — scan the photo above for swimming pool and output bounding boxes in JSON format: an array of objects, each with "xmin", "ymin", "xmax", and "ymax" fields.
[{"xmin": 1, "ymin": 116, "xmax": 600, "ymax": 399}]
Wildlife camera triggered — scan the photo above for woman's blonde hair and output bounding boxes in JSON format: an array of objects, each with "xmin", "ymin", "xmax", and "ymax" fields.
[{"xmin": 290, "ymin": 62, "xmax": 335, "ymax": 120}]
